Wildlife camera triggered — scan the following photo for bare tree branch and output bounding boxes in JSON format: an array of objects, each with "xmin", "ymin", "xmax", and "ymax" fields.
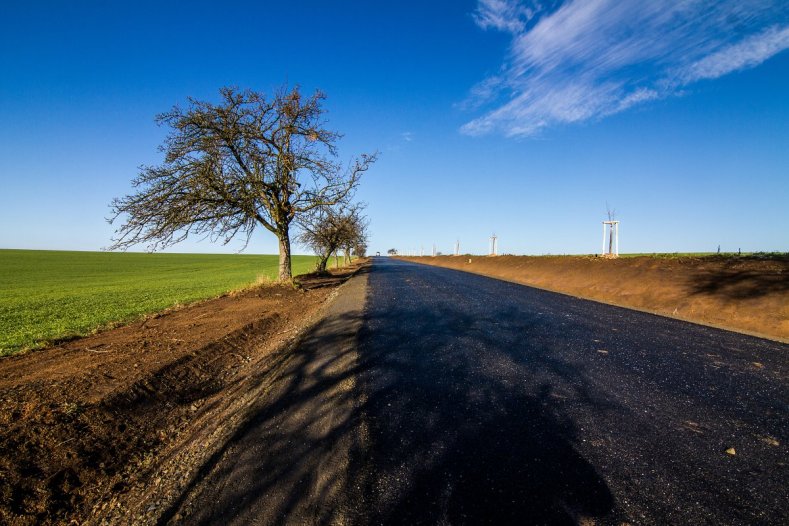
[
  {"xmin": 108, "ymin": 85, "xmax": 377, "ymax": 280},
  {"xmin": 296, "ymin": 202, "xmax": 368, "ymax": 272}
]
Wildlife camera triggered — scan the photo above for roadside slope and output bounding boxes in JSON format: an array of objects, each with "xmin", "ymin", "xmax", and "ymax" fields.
[
  {"xmin": 0, "ymin": 264, "xmax": 363, "ymax": 526},
  {"xmin": 398, "ymin": 255, "xmax": 789, "ymax": 341},
  {"xmin": 167, "ymin": 263, "xmax": 369, "ymax": 525}
]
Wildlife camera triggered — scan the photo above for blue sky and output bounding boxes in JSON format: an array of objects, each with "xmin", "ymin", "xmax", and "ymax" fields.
[{"xmin": 1, "ymin": 0, "xmax": 787, "ymax": 256}]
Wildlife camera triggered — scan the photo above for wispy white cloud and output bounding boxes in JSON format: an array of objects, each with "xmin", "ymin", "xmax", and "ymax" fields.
[
  {"xmin": 463, "ymin": 0, "xmax": 789, "ymax": 137},
  {"xmin": 473, "ymin": 0, "xmax": 539, "ymax": 33},
  {"xmin": 682, "ymin": 25, "xmax": 789, "ymax": 83},
  {"xmin": 386, "ymin": 131, "xmax": 416, "ymax": 152}
]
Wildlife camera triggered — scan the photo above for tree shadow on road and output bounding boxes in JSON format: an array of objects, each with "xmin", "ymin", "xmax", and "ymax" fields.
[
  {"xmin": 166, "ymin": 263, "xmax": 623, "ymax": 525},
  {"xmin": 348, "ymin": 274, "xmax": 620, "ymax": 524}
]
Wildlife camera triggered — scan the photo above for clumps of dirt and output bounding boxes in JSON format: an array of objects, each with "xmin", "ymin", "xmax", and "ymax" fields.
[
  {"xmin": 0, "ymin": 265, "xmax": 362, "ymax": 526},
  {"xmin": 399, "ymin": 255, "xmax": 789, "ymax": 341}
]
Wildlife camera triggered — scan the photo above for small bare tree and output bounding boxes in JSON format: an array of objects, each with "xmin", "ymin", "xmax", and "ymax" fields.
[
  {"xmin": 342, "ymin": 211, "xmax": 369, "ymax": 265},
  {"xmin": 297, "ymin": 203, "xmax": 367, "ymax": 272},
  {"xmin": 108, "ymin": 86, "xmax": 377, "ymax": 281}
]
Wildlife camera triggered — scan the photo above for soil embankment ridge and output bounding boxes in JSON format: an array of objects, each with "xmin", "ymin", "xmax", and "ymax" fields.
[
  {"xmin": 0, "ymin": 263, "xmax": 364, "ymax": 526},
  {"xmin": 398, "ymin": 255, "xmax": 789, "ymax": 342}
]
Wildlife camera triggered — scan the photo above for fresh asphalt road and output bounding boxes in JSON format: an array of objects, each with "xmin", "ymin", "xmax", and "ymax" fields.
[
  {"xmin": 350, "ymin": 257, "xmax": 787, "ymax": 525},
  {"xmin": 179, "ymin": 257, "xmax": 787, "ymax": 525}
]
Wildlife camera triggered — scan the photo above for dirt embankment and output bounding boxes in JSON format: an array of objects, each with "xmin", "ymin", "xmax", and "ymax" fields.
[
  {"xmin": 0, "ymin": 264, "xmax": 364, "ymax": 526},
  {"xmin": 398, "ymin": 255, "xmax": 789, "ymax": 342}
]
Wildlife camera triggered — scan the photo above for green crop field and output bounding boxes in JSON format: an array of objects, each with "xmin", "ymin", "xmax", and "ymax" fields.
[{"xmin": 0, "ymin": 249, "xmax": 320, "ymax": 356}]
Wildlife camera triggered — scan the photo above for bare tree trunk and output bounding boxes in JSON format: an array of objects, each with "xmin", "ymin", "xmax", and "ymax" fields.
[
  {"xmin": 317, "ymin": 253, "xmax": 329, "ymax": 272},
  {"xmin": 334, "ymin": 251, "xmax": 339, "ymax": 269},
  {"xmin": 278, "ymin": 234, "xmax": 292, "ymax": 281}
]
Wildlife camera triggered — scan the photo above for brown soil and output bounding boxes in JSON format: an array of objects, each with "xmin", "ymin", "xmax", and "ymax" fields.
[
  {"xmin": 398, "ymin": 255, "xmax": 789, "ymax": 342},
  {"xmin": 0, "ymin": 264, "xmax": 364, "ymax": 526}
]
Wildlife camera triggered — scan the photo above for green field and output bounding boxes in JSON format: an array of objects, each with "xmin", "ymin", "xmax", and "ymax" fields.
[{"xmin": 0, "ymin": 250, "xmax": 320, "ymax": 356}]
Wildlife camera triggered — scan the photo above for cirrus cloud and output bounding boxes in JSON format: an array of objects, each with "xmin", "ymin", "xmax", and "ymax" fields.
[{"xmin": 463, "ymin": 0, "xmax": 789, "ymax": 137}]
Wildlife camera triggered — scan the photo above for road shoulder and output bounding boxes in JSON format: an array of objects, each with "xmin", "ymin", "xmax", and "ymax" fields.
[
  {"xmin": 153, "ymin": 263, "xmax": 369, "ymax": 525},
  {"xmin": 0, "ymin": 263, "xmax": 367, "ymax": 526}
]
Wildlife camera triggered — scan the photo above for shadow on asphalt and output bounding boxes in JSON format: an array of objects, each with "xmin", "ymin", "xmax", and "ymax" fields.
[
  {"xmin": 349, "ymin": 267, "xmax": 617, "ymax": 525},
  {"xmin": 167, "ymin": 263, "xmax": 620, "ymax": 525}
]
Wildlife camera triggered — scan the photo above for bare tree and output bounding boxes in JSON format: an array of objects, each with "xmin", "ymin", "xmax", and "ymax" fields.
[
  {"xmin": 108, "ymin": 86, "xmax": 377, "ymax": 281},
  {"xmin": 297, "ymin": 203, "xmax": 367, "ymax": 273},
  {"xmin": 342, "ymin": 211, "xmax": 368, "ymax": 265},
  {"xmin": 387, "ymin": 248, "xmax": 397, "ymax": 256}
]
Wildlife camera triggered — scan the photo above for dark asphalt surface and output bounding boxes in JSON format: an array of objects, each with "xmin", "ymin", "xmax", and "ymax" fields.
[
  {"xmin": 180, "ymin": 257, "xmax": 788, "ymax": 525},
  {"xmin": 349, "ymin": 258, "xmax": 788, "ymax": 525}
]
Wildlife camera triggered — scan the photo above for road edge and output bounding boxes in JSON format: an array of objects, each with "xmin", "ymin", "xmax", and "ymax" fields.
[
  {"xmin": 87, "ymin": 261, "xmax": 371, "ymax": 526},
  {"xmin": 396, "ymin": 257, "xmax": 788, "ymax": 345}
]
